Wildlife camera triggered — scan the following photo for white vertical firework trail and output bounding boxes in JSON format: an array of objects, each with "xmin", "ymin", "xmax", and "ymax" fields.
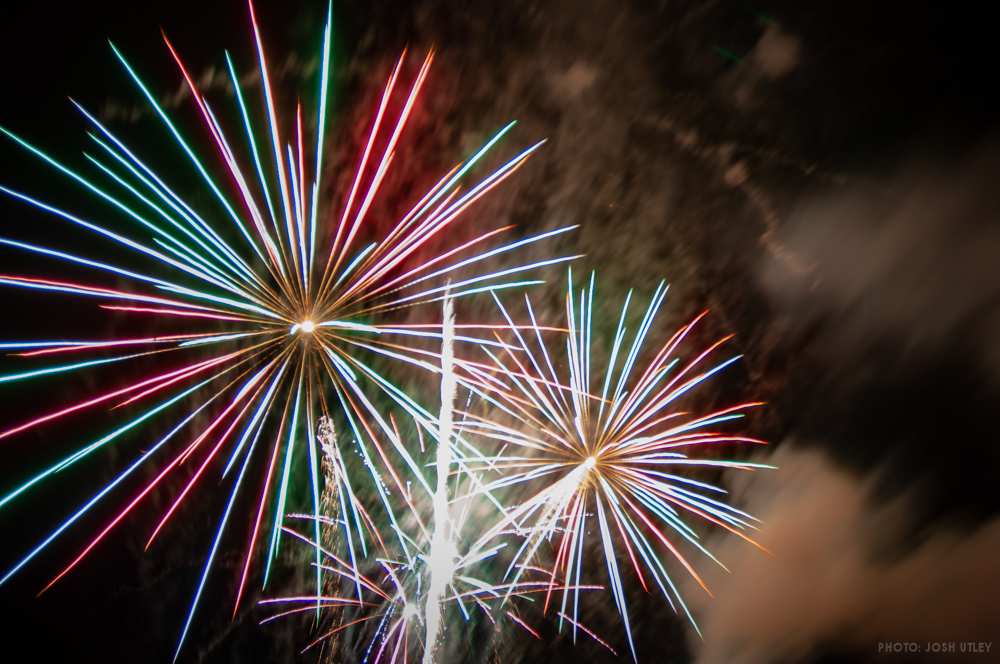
[{"xmin": 423, "ymin": 288, "xmax": 458, "ymax": 664}]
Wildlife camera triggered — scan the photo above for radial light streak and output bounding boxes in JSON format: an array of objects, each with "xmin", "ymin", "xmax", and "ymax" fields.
[{"xmin": 0, "ymin": 2, "xmax": 572, "ymax": 657}]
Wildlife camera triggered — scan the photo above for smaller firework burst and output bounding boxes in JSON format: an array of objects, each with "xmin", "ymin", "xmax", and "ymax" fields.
[{"xmin": 457, "ymin": 270, "xmax": 773, "ymax": 658}]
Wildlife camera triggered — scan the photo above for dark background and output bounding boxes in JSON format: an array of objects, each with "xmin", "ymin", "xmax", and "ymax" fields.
[{"xmin": 1, "ymin": 1, "xmax": 998, "ymax": 662}]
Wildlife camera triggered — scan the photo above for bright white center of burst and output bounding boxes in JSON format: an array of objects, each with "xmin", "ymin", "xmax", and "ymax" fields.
[
  {"xmin": 299, "ymin": 319, "xmax": 315, "ymax": 334},
  {"xmin": 402, "ymin": 603, "xmax": 419, "ymax": 621},
  {"xmin": 582, "ymin": 456, "xmax": 597, "ymax": 471}
]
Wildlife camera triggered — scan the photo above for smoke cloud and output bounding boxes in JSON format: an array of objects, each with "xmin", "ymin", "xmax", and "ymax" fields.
[
  {"xmin": 686, "ymin": 445, "xmax": 1000, "ymax": 663},
  {"xmin": 758, "ymin": 144, "xmax": 1000, "ymax": 381}
]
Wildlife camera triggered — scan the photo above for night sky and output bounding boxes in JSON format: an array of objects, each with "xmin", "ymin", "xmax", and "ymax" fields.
[{"xmin": 1, "ymin": 1, "xmax": 998, "ymax": 662}]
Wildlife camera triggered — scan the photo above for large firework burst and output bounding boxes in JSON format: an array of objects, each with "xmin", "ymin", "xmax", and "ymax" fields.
[
  {"xmin": 460, "ymin": 271, "xmax": 772, "ymax": 658},
  {"xmin": 0, "ymin": 2, "xmax": 575, "ymax": 656}
]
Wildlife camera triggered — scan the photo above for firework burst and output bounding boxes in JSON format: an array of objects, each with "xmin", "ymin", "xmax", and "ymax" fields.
[
  {"xmin": 460, "ymin": 271, "xmax": 773, "ymax": 658},
  {"xmin": 0, "ymin": 2, "xmax": 575, "ymax": 656}
]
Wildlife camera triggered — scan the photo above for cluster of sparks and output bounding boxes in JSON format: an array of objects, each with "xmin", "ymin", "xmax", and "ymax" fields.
[
  {"xmin": 261, "ymin": 274, "xmax": 773, "ymax": 662},
  {"xmin": 264, "ymin": 518, "xmax": 608, "ymax": 663},
  {"xmin": 0, "ymin": 2, "xmax": 770, "ymax": 662}
]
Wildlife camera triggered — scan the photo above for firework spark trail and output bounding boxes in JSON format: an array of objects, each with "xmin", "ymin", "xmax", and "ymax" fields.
[
  {"xmin": 315, "ymin": 415, "xmax": 354, "ymax": 663},
  {"xmin": 423, "ymin": 289, "xmax": 458, "ymax": 664},
  {"xmin": 0, "ymin": 1, "xmax": 576, "ymax": 656},
  {"xmin": 459, "ymin": 270, "xmax": 773, "ymax": 659}
]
